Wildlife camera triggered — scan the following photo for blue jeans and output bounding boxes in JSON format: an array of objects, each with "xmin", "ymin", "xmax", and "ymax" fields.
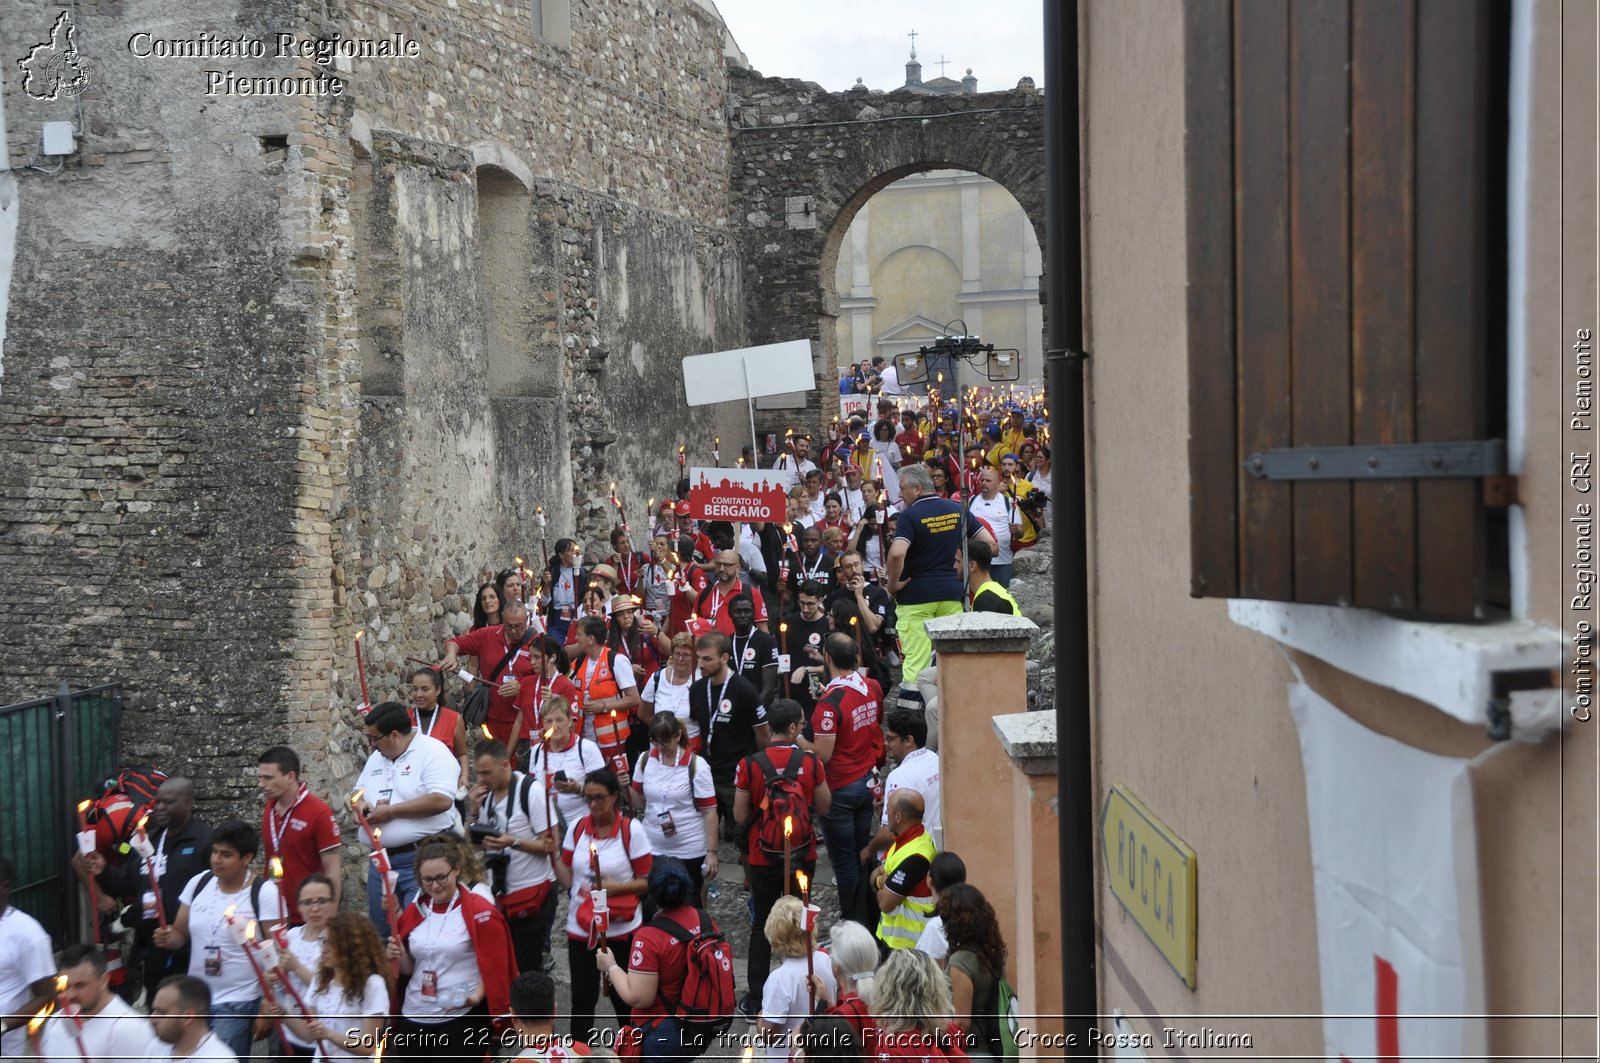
[
  {"xmin": 367, "ymin": 847, "xmax": 418, "ymax": 939},
  {"xmin": 640, "ymin": 1015, "xmax": 697, "ymax": 1063},
  {"xmin": 990, "ymin": 563, "xmax": 1014, "ymax": 587},
  {"xmin": 211, "ymin": 998, "xmax": 260, "ymax": 1060},
  {"xmin": 819, "ymin": 775, "xmax": 875, "ymax": 905}
]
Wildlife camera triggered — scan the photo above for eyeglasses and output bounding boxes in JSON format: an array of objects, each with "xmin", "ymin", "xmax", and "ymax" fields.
[
  {"xmin": 363, "ymin": 733, "xmax": 383, "ymax": 745},
  {"xmin": 299, "ymin": 897, "xmax": 335, "ymax": 908},
  {"xmin": 583, "ymin": 792, "xmax": 613, "ymax": 805},
  {"xmin": 420, "ymin": 873, "xmax": 456, "ymax": 887}
]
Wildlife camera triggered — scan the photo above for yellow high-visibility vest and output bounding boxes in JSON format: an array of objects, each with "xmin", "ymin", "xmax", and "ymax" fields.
[{"xmin": 875, "ymin": 826, "xmax": 938, "ymax": 949}]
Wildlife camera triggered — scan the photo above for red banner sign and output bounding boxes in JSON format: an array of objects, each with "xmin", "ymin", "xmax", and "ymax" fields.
[{"xmin": 688, "ymin": 467, "xmax": 787, "ymax": 523}]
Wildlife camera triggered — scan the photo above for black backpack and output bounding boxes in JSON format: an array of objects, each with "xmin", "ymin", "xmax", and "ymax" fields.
[{"xmin": 749, "ymin": 749, "xmax": 815, "ymax": 860}]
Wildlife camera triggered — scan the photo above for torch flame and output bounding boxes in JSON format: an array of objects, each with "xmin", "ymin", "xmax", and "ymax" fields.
[
  {"xmin": 779, "ymin": 622, "xmax": 788, "ymax": 633},
  {"xmin": 244, "ymin": 919, "xmax": 258, "ymax": 943},
  {"xmin": 514, "ymin": 556, "xmax": 524, "ymax": 567},
  {"xmin": 54, "ymin": 974, "xmax": 67, "ymax": 993},
  {"xmin": 351, "ymin": 789, "xmax": 365, "ymax": 805},
  {"xmin": 371, "ymin": 827, "xmax": 382, "ymax": 844},
  {"xmin": 355, "ymin": 629, "xmax": 365, "ymax": 641},
  {"xmin": 137, "ymin": 813, "xmax": 150, "ymax": 832},
  {"xmin": 76, "ymin": 800, "xmax": 91, "ymax": 814},
  {"xmin": 27, "ymin": 1000, "xmax": 55, "ymax": 1035},
  {"xmin": 795, "ymin": 869, "xmax": 808, "ymax": 892},
  {"xmin": 543, "ymin": 727, "xmax": 554, "ymax": 741},
  {"xmin": 375, "ymin": 1035, "xmax": 386, "ymax": 1063},
  {"xmin": 783, "ymin": 815, "xmax": 794, "ymax": 838},
  {"xmin": 269, "ymin": 857, "xmax": 284, "ymax": 880},
  {"xmin": 481, "ymin": 724, "xmax": 494, "ymax": 739},
  {"xmin": 223, "ymin": 905, "xmax": 237, "ymax": 920},
  {"xmin": 742, "ymin": 1046, "xmax": 754, "ymax": 1063}
]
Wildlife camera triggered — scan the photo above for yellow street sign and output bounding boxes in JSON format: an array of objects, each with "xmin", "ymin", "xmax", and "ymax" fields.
[{"xmin": 1100, "ymin": 784, "xmax": 1197, "ymax": 988}]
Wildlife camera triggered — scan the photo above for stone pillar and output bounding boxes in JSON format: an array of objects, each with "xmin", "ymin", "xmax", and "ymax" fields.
[
  {"xmin": 925, "ymin": 613, "xmax": 1038, "ymax": 983},
  {"xmin": 993, "ymin": 711, "xmax": 1064, "ymax": 1052}
]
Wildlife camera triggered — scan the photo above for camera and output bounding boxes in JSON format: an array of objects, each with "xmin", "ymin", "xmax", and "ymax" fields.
[{"xmin": 1018, "ymin": 490, "xmax": 1049, "ymax": 517}]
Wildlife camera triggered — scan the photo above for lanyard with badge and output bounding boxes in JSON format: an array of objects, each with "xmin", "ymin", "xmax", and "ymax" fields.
[
  {"xmin": 204, "ymin": 874, "xmax": 253, "ymax": 977},
  {"xmin": 703, "ymin": 677, "xmax": 729, "ymax": 746},
  {"xmin": 416, "ymin": 891, "xmax": 464, "ymax": 1003},
  {"xmin": 731, "ymin": 632, "xmax": 755, "ymax": 675},
  {"xmin": 652, "ymin": 747, "xmax": 689, "ymax": 838},
  {"xmin": 268, "ymin": 786, "xmax": 310, "ymax": 858}
]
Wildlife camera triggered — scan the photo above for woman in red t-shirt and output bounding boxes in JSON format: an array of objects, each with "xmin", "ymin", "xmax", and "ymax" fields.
[
  {"xmin": 410, "ymin": 667, "xmax": 468, "ymax": 791},
  {"xmin": 594, "ymin": 857, "xmax": 717, "ymax": 1061},
  {"xmin": 517, "ymin": 636, "xmax": 580, "ymax": 743}
]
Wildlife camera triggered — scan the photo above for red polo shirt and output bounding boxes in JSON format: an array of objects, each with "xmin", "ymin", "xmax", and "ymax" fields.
[
  {"xmin": 260, "ymin": 787, "xmax": 341, "ymax": 922},
  {"xmin": 694, "ymin": 578, "xmax": 768, "ymax": 635},
  {"xmin": 447, "ymin": 624, "xmax": 537, "ymax": 732}
]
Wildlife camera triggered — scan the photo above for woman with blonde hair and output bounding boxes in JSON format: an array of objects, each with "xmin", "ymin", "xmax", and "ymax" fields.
[
  {"xmin": 869, "ymin": 949, "xmax": 968, "ymax": 1062},
  {"xmin": 805, "ymin": 919, "xmax": 878, "ymax": 1039},
  {"xmin": 273, "ymin": 913, "xmax": 393, "ymax": 1059},
  {"xmin": 756, "ymin": 896, "xmax": 837, "ymax": 1060}
]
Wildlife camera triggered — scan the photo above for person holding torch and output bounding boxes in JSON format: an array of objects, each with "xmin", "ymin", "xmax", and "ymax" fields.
[
  {"xmin": 152, "ymin": 820, "xmax": 283, "ymax": 1060},
  {"xmin": 353, "ymin": 703, "xmax": 461, "ymax": 937},
  {"xmin": 553, "ymin": 769, "xmax": 653, "ymax": 1045}
]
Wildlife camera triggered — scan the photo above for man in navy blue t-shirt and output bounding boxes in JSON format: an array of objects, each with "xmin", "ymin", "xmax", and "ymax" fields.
[{"xmin": 884, "ymin": 463, "xmax": 996, "ymax": 705}]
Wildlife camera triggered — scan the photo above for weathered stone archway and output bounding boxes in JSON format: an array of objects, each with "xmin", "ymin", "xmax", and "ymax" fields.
[{"xmin": 728, "ymin": 69, "xmax": 1046, "ymax": 431}]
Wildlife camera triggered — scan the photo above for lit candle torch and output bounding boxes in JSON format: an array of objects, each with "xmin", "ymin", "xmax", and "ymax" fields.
[
  {"xmin": 132, "ymin": 813, "xmax": 168, "ymax": 929},
  {"xmin": 783, "ymin": 815, "xmax": 794, "ymax": 894},
  {"xmin": 268, "ymin": 856, "xmax": 287, "ymax": 942}
]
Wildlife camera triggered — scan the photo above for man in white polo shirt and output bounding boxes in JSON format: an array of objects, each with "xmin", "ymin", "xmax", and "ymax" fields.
[
  {"xmin": 862, "ymin": 710, "xmax": 943, "ymax": 858},
  {"xmin": 355, "ymin": 701, "xmax": 460, "ymax": 936}
]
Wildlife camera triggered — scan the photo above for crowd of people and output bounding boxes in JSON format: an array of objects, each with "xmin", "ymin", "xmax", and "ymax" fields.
[{"xmin": 3, "ymin": 396, "xmax": 1045, "ymax": 1063}]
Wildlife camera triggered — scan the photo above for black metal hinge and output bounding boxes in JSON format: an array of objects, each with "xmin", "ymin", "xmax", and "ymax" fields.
[{"xmin": 1244, "ymin": 440, "xmax": 1508, "ymax": 481}]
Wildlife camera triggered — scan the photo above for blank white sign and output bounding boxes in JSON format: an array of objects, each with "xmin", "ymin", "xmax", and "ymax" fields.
[{"xmin": 681, "ymin": 340, "xmax": 817, "ymax": 407}]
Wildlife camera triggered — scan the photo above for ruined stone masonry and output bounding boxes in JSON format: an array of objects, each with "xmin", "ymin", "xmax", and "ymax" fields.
[{"xmin": 0, "ymin": 0, "xmax": 1044, "ymax": 844}]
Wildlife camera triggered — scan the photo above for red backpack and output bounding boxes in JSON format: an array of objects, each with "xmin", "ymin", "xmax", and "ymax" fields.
[
  {"xmin": 749, "ymin": 749, "xmax": 816, "ymax": 861},
  {"xmin": 86, "ymin": 766, "xmax": 168, "ymax": 856},
  {"xmin": 649, "ymin": 908, "xmax": 736, "ymax": 1049}
]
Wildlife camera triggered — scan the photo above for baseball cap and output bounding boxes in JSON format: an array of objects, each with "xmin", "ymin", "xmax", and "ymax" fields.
[{"xmin": 675, "ymin": 500, "xmax": 692, "ymax": 516}]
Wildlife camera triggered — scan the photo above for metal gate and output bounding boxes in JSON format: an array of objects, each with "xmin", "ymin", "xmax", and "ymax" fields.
[{"xmin": 0, "ymin": 682, "xmax": 123, "ymax": 944}]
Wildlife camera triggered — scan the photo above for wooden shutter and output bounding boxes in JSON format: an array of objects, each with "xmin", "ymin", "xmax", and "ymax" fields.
[{"xmin": 1184, "ymin": 0, "xmax": 1496, "ymax": 620}]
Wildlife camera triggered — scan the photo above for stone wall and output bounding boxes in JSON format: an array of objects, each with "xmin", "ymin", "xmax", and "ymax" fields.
[
  {"xmin": 727, "ymin": 70, "xmax": 1046, "ymax": 437},
  {"xmin": 0, "ymin": 0, "xmax": 744, "ymax": 827}
]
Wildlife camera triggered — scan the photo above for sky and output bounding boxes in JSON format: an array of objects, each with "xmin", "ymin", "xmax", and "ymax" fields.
[{"xmin": 707, "ymin": 0, "xmax": 1046, "ymax": 95}]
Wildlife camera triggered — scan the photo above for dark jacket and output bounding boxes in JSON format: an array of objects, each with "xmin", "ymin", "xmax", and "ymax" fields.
[{"xmin": 102, "ymin": 814, "xmax": 212, "ymax": 943}]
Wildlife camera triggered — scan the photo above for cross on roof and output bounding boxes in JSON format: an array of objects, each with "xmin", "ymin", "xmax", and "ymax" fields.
[
  {"xmin": 937, "ymin": 54, "xmax": 949, "ymax": 76},
  {"xmin": 908, "ymin": 28, "xmax": 917, "ymax": 59}
]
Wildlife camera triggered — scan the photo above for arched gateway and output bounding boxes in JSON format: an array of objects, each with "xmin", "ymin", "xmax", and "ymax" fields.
[{"xmin": 727, "ymin": 69, "xmax": 1047, "ymax": 435}]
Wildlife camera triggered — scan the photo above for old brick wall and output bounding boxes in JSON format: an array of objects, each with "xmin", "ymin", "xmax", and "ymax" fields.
[
  {"xmin": 0, "ymin": 0, "xmax": 357, "ymax": 812},
  {"xmin": 0, "ymin": 0, "xmax": 745, "ymax": 832},
  {"xmin": 727, "ymin": 71, "xmax": 1046, "ymax": 436},
  {"xmin": 345, "ymin": 134, "xmax": 744, "ymax": 710}
]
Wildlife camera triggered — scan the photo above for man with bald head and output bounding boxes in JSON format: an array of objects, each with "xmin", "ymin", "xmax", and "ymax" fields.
[
  {"xmin": 872, "ymin": 787, "xmax": 939, "ymax": 952},
  {"xmin": 694, "ymin": 548, "xmax": 768, "ymax": 635},
  {"xmin": 83, "ymin": 777, "xmax": 212, "ymax": 996}
]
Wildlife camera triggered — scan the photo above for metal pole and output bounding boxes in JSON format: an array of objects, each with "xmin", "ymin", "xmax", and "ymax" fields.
[
  {"xmin": 1044, "ymin": 0, "xmax": 1097, "ymax": 1051},
  {"xmin": 957, "ymin": 368, "xmax": 971, "ymax": 612},
  {"xmin": 55, "ymin": 681, "xmax": 82, "ymax": 940},
  {"xmin": 743, "ymin": 356, "xmax": 761, "ymax": 469}
]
